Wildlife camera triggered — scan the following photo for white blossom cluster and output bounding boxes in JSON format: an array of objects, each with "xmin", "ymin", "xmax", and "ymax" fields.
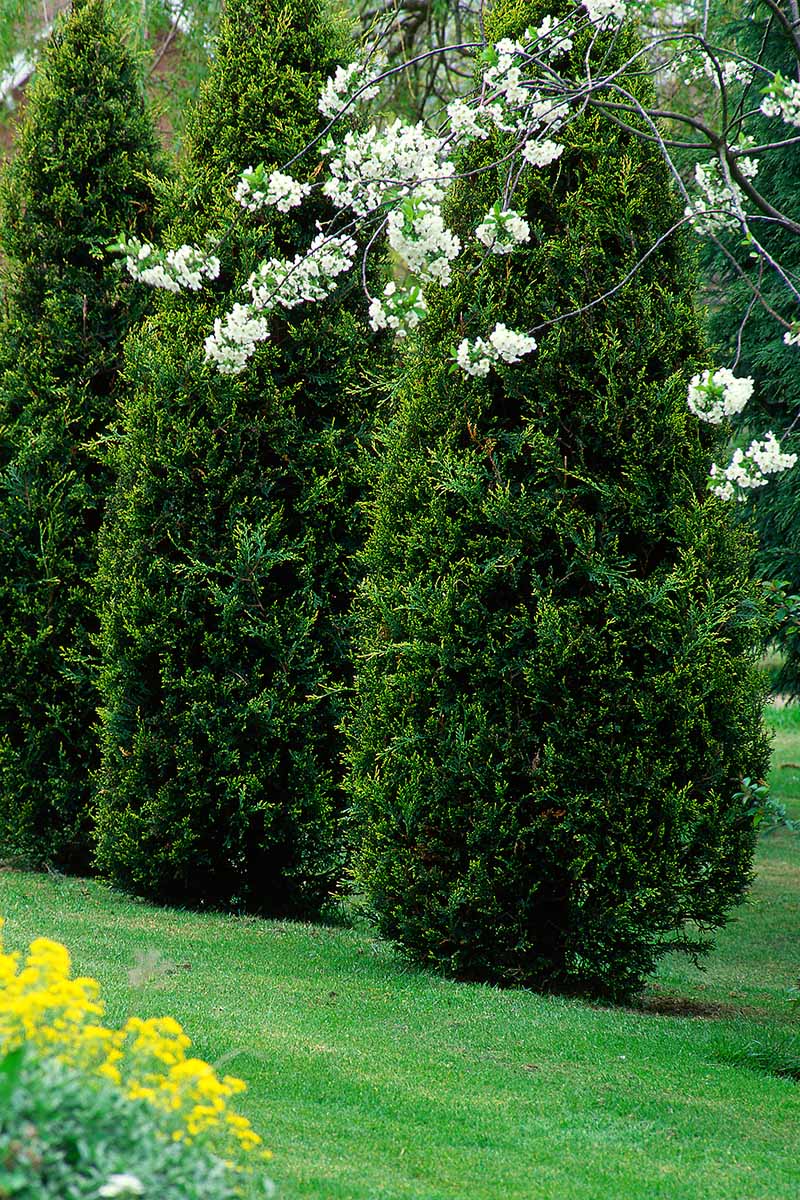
[
  {"xmin": 203, "ymin": 304, "xmax": 270, "ymax": 375},
  {"xmin": 121, "ymin": 238, "xmax": 220, "ymax": 292},
  {"xmin": 318, "ymin": 56, "xmax": 383, "ymax": 120},
  {"xmin": 264, "ymin": 170, "xmax": 312, "ymax": 213},
  {"xmin": 582, "ymin": 0, "xmax": 627, "ymax": 25},
  {"xmin": 710, "ymin": 433, "xmax": 798, "ymax": 501},
  {"xmin": 447, "ymin": 98, "xmax": 490, "ymax": 141},
  {"xmin": 475, "ymin": 206, "xmax": 531, "ymax": 254},
  {"xmin": 760, "ymin": 74, "xmax": 800, "ymax": 128},
  {"xmin": 98, "ymin": 1173, "xmax": 145, "ymax": 1199},
  {"xmin": 531, "ymin": 16, "xmax": 574, "ymax": 61},
  {"xmin": 521, "ymin": 137, "xmax": 565, "ymax": 167},
  {"xmin": 784, "ymin": 323, "xmax": 800, "ymax": 347},
  {"xmin": 234, "ymin": 166, "xmax": 311, "ymax": 214},
  {"xmin": 684, "ymin": 153, "xmax": 758, "ymax": 235},
  {"xmin": 322, "ymin": 120, "xmax": 454, "ymax": 216},
  {"xmin": 446, "ymin": 28, "xmax": 571, "ymax": 157},
  {"xmin": 386, "ymin": 202, "xmax": 461, "ymax": 286},
  {"xmin": 477, "ymin": 35, "xmax": 569, "ymax": 149},
  {"xmin": 204, "ymin": 233, "xmax": 357, "ymax": 374},
  {"xmin": 680, "ymin": 52, "xmax": 751, "ymax": 90},
  {"xmin": 368, "ymin": 281, "xmax": 427, "ymax": 337},
  {"xmin": 484, "ymin": 38, "xmax": 532, "ymax": 108},
  {"xmin": 248, "ymin": 232, "xmax": 356, "ymax": 311},
  {"xmin": 686, "ymin": 367, "xmax": 754, "ymax": 425},
  {"xmin": 456, "ymin": 323, "xmax": 538, "ymax": 377}
]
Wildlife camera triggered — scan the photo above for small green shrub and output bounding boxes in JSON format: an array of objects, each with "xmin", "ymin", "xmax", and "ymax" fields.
[
  {"xmin": 0, "ymin": 0, "xmax": 163, "ymax": 870},
  {"xmin": 347, "ymin": 0, "xmax": 770, "ymax": 1000}
]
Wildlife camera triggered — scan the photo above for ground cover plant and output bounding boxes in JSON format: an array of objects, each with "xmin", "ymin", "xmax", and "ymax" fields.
[
  {"xmin": 0, "ymin": 704, "xmax": 797, "ymax": 1200},
  {"xmin": 0, "ymin": 0, "xmax": 163, "ymax": 872},
  {"xmin": 0, "ymin": 917, "xmax": 271, "ymax": 1198}
]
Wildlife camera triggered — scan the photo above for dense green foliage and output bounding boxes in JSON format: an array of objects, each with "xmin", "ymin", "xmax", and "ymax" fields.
[
  {"xmin": 93, "ymin": 0, "xmax": 377, "ymax": 916},
  {"xmin": 0, "ymin": 0, "xmax": 162, "ymax": 870},
  {"xmin": 702, "ymin": 3, "xmax": 800, "ymax": 693},
  {"xmin": 347, "ymin": 0, "xmax": 770, "ymax": 999}
]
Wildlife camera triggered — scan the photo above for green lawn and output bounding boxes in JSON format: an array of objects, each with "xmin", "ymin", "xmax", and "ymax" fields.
[{"xmin": 1, "ymin": 708, "xmax": 798, "ymax": 1200}]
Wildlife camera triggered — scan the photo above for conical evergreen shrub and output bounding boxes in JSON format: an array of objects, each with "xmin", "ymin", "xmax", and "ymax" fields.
[
  {"xmin": 702, "ymin": 6, "xmax": 800, "ymax": 693},
  {"xmin": 0, "ymin": 0, "xmax": 163, "ymax": 870},
  {"xmin": 93, "ymin": 0, "xmax": 376, "ymax": 916},
  {"xmin": 347, "ymin": 0, "xmax": 770, "ymax": 999}
]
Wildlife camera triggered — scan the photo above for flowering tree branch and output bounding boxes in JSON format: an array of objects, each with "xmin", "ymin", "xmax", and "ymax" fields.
[{"xmin": 112, "ymin": 0, "xmax": 800, "ymax": 499}]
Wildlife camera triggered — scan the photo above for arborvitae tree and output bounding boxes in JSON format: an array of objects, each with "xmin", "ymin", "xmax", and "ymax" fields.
[
  {"xmin": 702, "ymin": 4, "xmax": 800, "ymax": 692},
  {"xmin": 93, "ymin": 0, "xmax": 376, "ymax": 916},
  {"xmin": 0, "ymin": 0, "xmax": 163, "ymax": 870},
  {"xmin": 347, "ymin": 0, "xmax": 770, "ymax": 1000}
]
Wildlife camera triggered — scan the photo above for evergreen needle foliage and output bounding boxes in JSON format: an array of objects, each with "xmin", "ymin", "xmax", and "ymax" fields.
[
  {"xmin": 94, "ymin": 0, "xmax": 376, "ymax": 916},
  {"xmin": 347, "ymin": 0, "xmax": 770, "ymax": 1000},
  {"xmin": 702, "ymin": 5, "xmax": 800, "ymax": 693},
  {"xmin": 0, "ymin": 0, "xmax": 163, "ymax": 870}
]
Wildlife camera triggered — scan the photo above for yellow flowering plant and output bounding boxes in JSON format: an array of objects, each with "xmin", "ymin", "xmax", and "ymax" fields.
[{"xmin": 0, "ymin": 918, "xmax": 268, "ymax": 1164}]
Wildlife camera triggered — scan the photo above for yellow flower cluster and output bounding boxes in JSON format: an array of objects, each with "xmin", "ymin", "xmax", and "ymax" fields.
[{"xmin": 0, "ymin": 918, "xmax": 267, "ymax": 1160}]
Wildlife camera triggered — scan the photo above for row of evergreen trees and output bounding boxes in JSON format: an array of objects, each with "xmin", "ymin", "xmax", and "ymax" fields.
[{"xmin": 0, "ymin": 0, "xmax": 770, "ymax": 998}]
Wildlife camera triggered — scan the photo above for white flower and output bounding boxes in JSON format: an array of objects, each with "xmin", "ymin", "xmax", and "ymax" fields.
[
  {"xmin": 247, "ymin": 233, "xmax": 357, "ymax": 312},
  {"xmin": 457, "ymin": 336, "xmax": 493, "ymax": 377},
  {"xmin": 386, "ymin": 202, "xmax": 461, "ymax": 286},
  {"xmin": 319, "ymin": 62, "xmax": 360, "ymax": 119},
  {"xmin": 204, "ymin": 303, "xmax": 270, "ymax": 375},
  {"xmin": 475, "ymin": 207, "xmax": 530, "ymax": 254},
  {"xmin": 456, "ymin": 324, "xmax": 537, "ymax": 377},
  {"xmin": 488, "ymin": 322, "xmax": 537, "ymax": 362},
  {"xmin": 783, "ymin": 324, "xmax": 800, "ymax": 347},
  {"xmin": 265, "ymin": 170, "xmax": 311, "ymax": 213},
  {"xmin": 318, "ymin": 56, "xmax": 383, "ymax": 119},
  {"xmin": 483, "ymin": 40, "xmax": 530, "ymax": 110},
  {"xmin": 582, "ymin": 0, "xmax": 626, "ymax": 24},
  {"xmin": 521, "ymin": 138, "xmax": 564, "ymax": 168},
  {"xmin": 121, "ymin": 238, "xmax": 220, "ymax": 293},
  {"xmin": 368, "ymin": 280, "xmax": 427, "ymax": 337},
  {"xmin": 687, "ymin": 368, "xmax": 754, "ymax": 424},
  {"xmin": 684, "ymin": 154, "xmax": 757, "ymax": 235},
  {"xmin": 710, "ymin": 432, "xmax": 797, "ymax": 499},
  {"xmin": 760, "ymin": 75, "xmax": 800, "ymax": 128},
  {"xmin": 748, "ymin": 431, "xmax": 798, "ymax": 476},
  {"xmin": 322, "ymin": 119, "xmax": 454, "ymax": 217},
  {"xmin": 532, "ymin": 16, "xmax": 574, "ymax": 60},
  {"xmin": 98, "ymin": 1175, "xmax": 145, "ymax": 1198},
  {"xmin": 683, "ymin": 53, "xmax": 752, "ymax": 90},
  {"xmin": 447, "ymin": 99, "xmax": 489, "ymax": 141}
]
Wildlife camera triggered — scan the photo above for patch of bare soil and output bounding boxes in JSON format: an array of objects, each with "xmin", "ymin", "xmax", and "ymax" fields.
[{"xmin": 636, "ymin": 985, "xmax": 772, "ymax": 1020}]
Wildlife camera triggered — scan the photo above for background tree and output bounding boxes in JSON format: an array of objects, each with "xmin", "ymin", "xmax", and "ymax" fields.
[
  {"xmin": 698, "ymin": 3, "xmax": 800, "ymax": 692},
  {"xmin": 0, "ymin": 0, "xmax": 164, "ymax": 869},
  {"xmin": 346, "ymin": 0, "xmax": 770, "ymax": 1000},
  {"xmin": 93, "ymin": 0, "xmax": 378, "ymax": 916},
  {"xmin": 0, "ymin": 0, "xmax": 222, "ymax": 156}
]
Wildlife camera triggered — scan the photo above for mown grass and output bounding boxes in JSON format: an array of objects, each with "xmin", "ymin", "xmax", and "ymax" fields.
[{"xmin": 1, "ymin": 707, "xmax": 798, "ymax": 1200}]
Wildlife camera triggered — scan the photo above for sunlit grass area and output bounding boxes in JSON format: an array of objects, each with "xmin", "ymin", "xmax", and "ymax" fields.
[{"xmin": 1, "ymin": 705, "xmax": 798, "ymax": 1200}]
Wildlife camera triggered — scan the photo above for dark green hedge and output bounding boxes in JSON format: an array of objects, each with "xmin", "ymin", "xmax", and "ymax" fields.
[
  {"xmin": 346, "ymin": 0, "xmax": 770, "ymax": 999},
  {"xmin": 0, "ymin": 0, "xmax": 163, "ymax": 870},
  {"xmin": 93, "ymin": 0, "xmax": 379, "ymax": 916}
]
